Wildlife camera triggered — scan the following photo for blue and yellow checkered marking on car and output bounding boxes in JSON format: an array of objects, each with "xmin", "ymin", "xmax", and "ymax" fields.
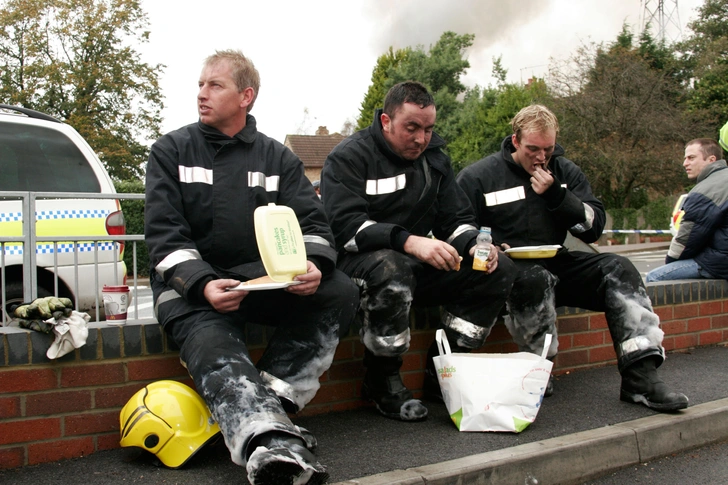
[
  {"xmin": 0, "ymin": 211, "xmax": 23, "ymax": 222},
  {"xmin": 1, "ymin": 242, "xmax": 117, "ymax": 255},
  {"xmin": 36, "ymin": 209, "xmax": 110, "ymax": 220},
  {"xmin": 0, "ymin": 208, "xmax": 116, "ymax": 255},
  {"xmin": 0, "ymin": 209, "xmax": 110, "ymax": 222}
]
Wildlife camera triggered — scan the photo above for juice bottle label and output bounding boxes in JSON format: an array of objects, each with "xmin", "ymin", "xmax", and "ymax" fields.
[{"xmin": 472, "ymin": 247, "xmax": 490, "ymax": 271}]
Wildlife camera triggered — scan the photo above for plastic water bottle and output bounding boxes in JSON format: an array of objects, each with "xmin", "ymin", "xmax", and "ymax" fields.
[{"xmin": 472, "ymin": 227, "xmax": 492, "ymax": 271}]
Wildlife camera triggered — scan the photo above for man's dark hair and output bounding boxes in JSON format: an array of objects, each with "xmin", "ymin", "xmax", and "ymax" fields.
[
  {"xmin": 383, "ymin": 81, "xmax": 434, "ymax": 118},
  {"xmin": 687, "ymin": 138, "xmax": 723, "ymax": 161}
]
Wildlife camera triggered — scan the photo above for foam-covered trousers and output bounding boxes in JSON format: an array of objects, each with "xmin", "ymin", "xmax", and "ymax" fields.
[
  {"xmin": 152, "ymin": 270, "xmax": 359, "ymax": 467},
  {"xmin": 338, "ymin": 249, "xmax": 517, "ymax": 367},
  {"xmin": 504, "ymin": 250, "xmax": 665, "ymax": 372}
]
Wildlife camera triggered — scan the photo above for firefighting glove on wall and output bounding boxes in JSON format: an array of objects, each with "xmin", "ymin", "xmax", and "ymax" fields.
[{"xmin": 12, "ymin": 296, "xmax": 74, "ymax": 333}]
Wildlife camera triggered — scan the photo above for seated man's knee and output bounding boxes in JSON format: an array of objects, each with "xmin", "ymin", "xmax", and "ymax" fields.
[
  {"xmin": 366, "ymin": 249, "xmax": 416, "ymax": 288},
  {"xmin": 510, "ymin": 265, "xmax": 557, "ymax": 306},
  {"xmin": 601, "ymin": 254, "xmax": 642, "ymax": 286},
  {"xmin": 358, "ymin": 250, "xmax": 416, "ymax": 318}
]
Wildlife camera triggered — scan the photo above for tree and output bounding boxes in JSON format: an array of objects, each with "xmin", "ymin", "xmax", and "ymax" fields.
[
  {"xmin": 549, "ymin": 30, "xmax": 706, "ymax": 209},
  {"xmin": 678, "ymin": 0, "xmax": 728, "ymax": 128},
  {"xmin": 355, "ymin": 31, "xmax": 474, "ymax": 141},
  {"xmin": 340, "ymin": 118, "xmax": 357, "ymax": 137},
  {"xmin": 356, "ymin": 47, "xmax": 410, "ymax": 130},
  {"xmin": 0, "ymin": 0, "xmax": 164, "ymax": 180},
  {"xmin": 388, "ymin": 32, "xmax": 474, "ymax": 143},
  {"xmin": 491, "ymin": 55, "xmax": 508, "ymax": 88},
  {"xmin": 447, "ymin": 76, "xmax": 548, "ymax": 172}
]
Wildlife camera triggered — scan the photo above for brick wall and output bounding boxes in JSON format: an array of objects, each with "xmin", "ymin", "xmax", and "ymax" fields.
[{"xmin": 1, "ymin": 280, "xmax": 727, "ymax": 468}]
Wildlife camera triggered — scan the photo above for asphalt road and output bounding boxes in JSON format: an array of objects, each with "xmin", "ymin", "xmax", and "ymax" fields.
[
  {"xmin": 625, "ymin": 248, "xmax": 669, "ymax": 279},
  {"xmin": 584, "ymin": 438, "xmax": 728, "ymax": 484}
]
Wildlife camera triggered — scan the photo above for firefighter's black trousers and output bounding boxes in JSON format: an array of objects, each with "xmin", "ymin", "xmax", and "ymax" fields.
[
  {"xmin": 152, "ymin": 270, "xmax": 359, "ymax": 466},
  {"xmin": 505, "ymin": 250, "xmax": 665, "ymax": 372}
]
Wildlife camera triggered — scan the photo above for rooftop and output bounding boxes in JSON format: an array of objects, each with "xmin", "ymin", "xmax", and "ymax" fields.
[{"xmin": 284, "ymin": 126, "xmax": 345, "ymax": 168}]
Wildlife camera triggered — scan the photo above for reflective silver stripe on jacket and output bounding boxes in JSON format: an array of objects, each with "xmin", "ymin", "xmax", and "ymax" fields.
[
  {"xmin": 179, "ymin": 166, "xmax": 213, "ymax": 185},
  {"xmin": 484, "ymin": 186, "xmax": 526, "ymax": 206},
  {"xmin": 442, "ymin": 311, "xmax": 488, "ymax": 340},
  {"xmin": 446, "ymin": 224, "xmax": 477, "ymax": 244},
  {"xmin": 366, "ymin": 174, "xmax": 407, "ymax": 195},
  {"xmin": 153, "ymin": 289, "xmax": 182, "ymax": 319},
  {"xmin": 248, "ymin": 172, "xmax": 280, "ymax": 192},
  {"xmin": 570, "ymin": 203, "xmax": 595, "ymax": 233},
  {"xmin": 344, "ymin": 220, "xmax": 377, "ymax": 252},
  {"xmin": 156, "ymin": 249, "xmax": 202, "ymax": 275},
  {"xmin": 303, "ymin": 235, "xmax": 332, "ymax": 248},
  {"xmin": 617, "ymin": 335, "xmax": 654, "ymax": 357}
]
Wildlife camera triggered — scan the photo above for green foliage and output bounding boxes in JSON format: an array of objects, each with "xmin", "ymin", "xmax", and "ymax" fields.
[
  {"xmin": 0, "ymin": 0, "xmax": 164, "ymax": 181},
  {"xmin": 356, "ymin": 47, "xmax": 411, "ymax": 131},
  {"xmin": 394, "ymin": 31, "xmax": 473, "ymax": 95},
  {"xmin": 615, "ymin": 22, "xmax": 634, "ymax": 49},
  {"xmin": 448, "ymin": 79, "xmax": 549, "ymax": 172},
  {"xmin": 115, "ymin": 179, "xmax": 148, "ymax": 277},
  {"xmin": 445, "ymin": 85, "xmax": 496, "ymax": 171},
  {"xmin": 641, "ymin": 195, "xmax": 675, "ymax": 230},
  {"xmin": 638, "ymin": 28, "xmax": 672, "ymax": 71},
  {"xmin": 491, "ymin": 55, "xmax": 507, "ymax": 87},
  {"xmin": 549, "ymin": 25, "xmax": 706, "ymax": 209},
  {"xmin": 608, "ymin": 195, "xmax": 675, "ymax": 244},
  {"xmin": 678, "ymin": 0, "xmax": 728, "ymax": 128},
  {"xmin": 355, "ymin": 31, "xmax": 473, "ymax": 139}
]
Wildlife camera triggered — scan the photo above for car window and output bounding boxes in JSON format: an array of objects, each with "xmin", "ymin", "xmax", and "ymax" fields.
[{"xmin": 0, "ymin": 122, "xmax": 101, "ymax": 192}]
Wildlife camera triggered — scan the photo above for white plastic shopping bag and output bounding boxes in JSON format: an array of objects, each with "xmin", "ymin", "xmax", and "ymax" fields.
[{"xmin": 433, "ymin": 329, "xmax": 553, "ymax": 432}]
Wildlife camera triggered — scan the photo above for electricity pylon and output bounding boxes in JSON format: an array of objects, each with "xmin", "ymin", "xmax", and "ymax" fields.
[{"xmin": 640, "ymin": 0, "xmax": 683, "ymax": 43}]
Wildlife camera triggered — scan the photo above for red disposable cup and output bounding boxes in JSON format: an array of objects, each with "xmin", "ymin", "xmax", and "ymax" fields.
[{"xmin": 102, "ymin": 285, "xmax": 130, "ymax": 325}]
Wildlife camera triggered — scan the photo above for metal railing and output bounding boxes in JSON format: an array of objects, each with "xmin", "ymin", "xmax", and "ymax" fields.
[{"xmin": 1, "ymin": 191, "xmax": 145, "ymax": 325}]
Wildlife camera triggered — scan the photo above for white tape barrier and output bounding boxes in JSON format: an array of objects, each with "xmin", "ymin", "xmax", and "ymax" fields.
[{"xmin": 603, "ymin": 229, "xmax": 671, "ymax": 234}]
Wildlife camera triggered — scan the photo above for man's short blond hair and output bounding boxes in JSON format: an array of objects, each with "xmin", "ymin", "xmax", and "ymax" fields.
[
  {"xmin": 512, "ymin": 104, "xmax": 560, "ymax": 142},
  {"xmin": 203, "ymin": 49, "xmax": 260, "ymax": 113}
]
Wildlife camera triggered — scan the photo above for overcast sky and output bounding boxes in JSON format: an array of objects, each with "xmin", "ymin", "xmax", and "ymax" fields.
[{"xmin": 139, "ymin": 0, "xmax": 704, "ymax": 143}]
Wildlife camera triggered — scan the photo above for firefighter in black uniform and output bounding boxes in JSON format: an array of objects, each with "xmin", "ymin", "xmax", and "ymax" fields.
[
  {"xmin": 457, "ymin": 104, "xmax": 688, "ymax": 412},
  {"xmin": 321, "ymin": 81, "xmax": 517, "ymax": 421},
  {"xmin": 145, "ymin": 49, "xmax": 358, "ymax": 485}
]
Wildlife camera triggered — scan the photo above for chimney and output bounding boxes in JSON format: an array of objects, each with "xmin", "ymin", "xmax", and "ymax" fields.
[{"xmin": 315, "ymin": 126, "xmax": 329, "ymax": 136}]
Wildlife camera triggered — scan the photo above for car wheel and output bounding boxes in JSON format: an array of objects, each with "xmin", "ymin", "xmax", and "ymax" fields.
[{"xmin": 3, "ymin": 282, "xmax": 53, "ymax": 321}]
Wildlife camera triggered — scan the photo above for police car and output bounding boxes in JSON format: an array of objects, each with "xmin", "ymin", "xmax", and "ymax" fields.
[{"xmin": 0, "ymin": 104, "xmax": 126, "ymax": 319}]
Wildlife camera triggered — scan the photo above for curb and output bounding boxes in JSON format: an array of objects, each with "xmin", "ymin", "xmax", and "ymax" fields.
[{"xmin": 332, "ymin": 397, "xmax": 728, "ymax": 485}]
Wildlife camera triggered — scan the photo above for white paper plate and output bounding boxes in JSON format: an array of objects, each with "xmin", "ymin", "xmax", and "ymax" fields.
[
  {"xmin": 226, "ymin": 280, "xmax": 303, "ymax": 291},
  {"xmin": 505, "ymin": 245, "xmax": 562, "ymax": 259}
]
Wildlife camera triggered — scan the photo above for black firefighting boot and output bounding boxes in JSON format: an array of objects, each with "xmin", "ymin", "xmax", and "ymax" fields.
[
  {"xmin": 620, "ymin": 356, "xmax": 689, "ymax": 412},
  {"xmin": 423, "ymin": 340, "xmax": 444, "ymax": 403},
  {"xmin": 544, "ymin": 356, "xmax": 555, "ymax": 398},
  {"xmin": 362, "ymin": 350, "xmax": 428, "ymax": 421},
  {"xmin": 246, "ymin": 432, "xmax": 328, "ymax": 485},
  {"xmin": 544, "ymin": 375, "xmax": 554, "ymax": 397}
]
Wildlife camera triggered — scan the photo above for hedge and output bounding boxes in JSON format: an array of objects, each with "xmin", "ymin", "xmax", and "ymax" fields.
[{"xmin": 114, "ymin": 180, "xmax": 149, "ymax": 277}]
